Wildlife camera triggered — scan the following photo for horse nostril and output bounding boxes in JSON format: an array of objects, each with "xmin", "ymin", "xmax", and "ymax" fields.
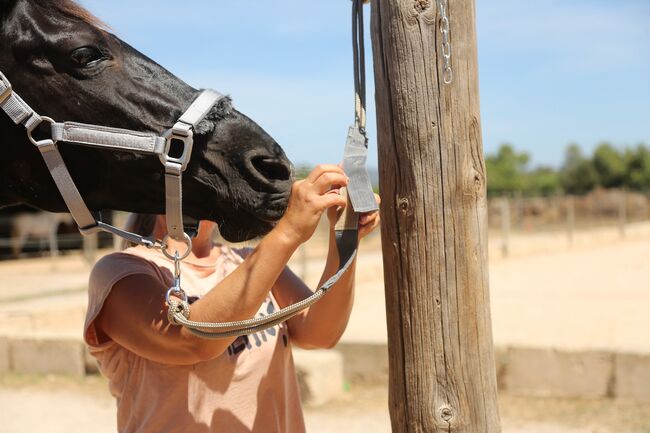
[{"xmin": 251, "ymin": 156, "xmax": 292, "ymax": 182}]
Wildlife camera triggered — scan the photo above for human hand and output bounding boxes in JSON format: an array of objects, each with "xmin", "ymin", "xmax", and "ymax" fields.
[
  {"xmin": 276, "ymin": 165, "xmax": 349, "ymax": 245},
  {"xmin": 357, "ymin": 194, "xmax": 381, "ymax": 239},
  {"xmin": 326, "ymin": 192, "xmax": 381, "ymax": 239}
]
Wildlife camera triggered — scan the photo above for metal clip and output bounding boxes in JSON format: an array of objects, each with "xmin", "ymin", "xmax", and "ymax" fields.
[{"xmin": 165, "ymin": 252, "xmax": 188, "ymax": 306}]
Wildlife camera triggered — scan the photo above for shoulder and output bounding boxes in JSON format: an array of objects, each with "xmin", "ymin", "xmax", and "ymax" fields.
[{"xmin": 89, "ymin": 250, "xmax": 160, "ymax": 293}]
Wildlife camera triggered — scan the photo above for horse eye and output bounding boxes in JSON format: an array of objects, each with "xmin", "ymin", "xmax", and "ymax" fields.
[{"xmin": 70, "ymin": 46, "xmax": 105, "ymax": 67}]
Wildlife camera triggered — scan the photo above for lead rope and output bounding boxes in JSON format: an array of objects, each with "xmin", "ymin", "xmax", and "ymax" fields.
[{"xmin": 165, "ymin": 0, "xmax": 378, "ymax": 339}]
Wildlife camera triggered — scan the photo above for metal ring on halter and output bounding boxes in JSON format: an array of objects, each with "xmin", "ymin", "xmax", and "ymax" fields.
[
  {"xmin": 26, "ymin": 116, "xmax": 56, "ymax": 149},
  {"xmin": 161, "ymin": 233, "xmax": 192, "ymax": 261}
]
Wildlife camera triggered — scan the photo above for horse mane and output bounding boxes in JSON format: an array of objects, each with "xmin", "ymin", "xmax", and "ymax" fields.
[{"xmin": 34, "ymin": 0, "xmax": 108, "ymax": 30}]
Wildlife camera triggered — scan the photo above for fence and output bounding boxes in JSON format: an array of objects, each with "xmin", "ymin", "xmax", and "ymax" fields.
[
  {"xmin": 488, "ymin": 189, "xmax": 650, "ymax": 257},
  {"xmin": 1, "ymin": 189, "xmax": 648, "ymax": 263}
]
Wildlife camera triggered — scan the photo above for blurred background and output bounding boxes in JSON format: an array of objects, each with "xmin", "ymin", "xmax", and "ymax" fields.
[{"xmin": 1, "ymin": 1, "xmax": 649, "ymax": 433}]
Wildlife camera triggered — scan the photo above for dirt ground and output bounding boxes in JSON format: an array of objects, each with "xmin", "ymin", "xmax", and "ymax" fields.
[
  {"xmin": 2, "ymin": 374, "xmax": 649, "ymax": 433},
  {"xmin": 5, "ymin": 226, "xmax": 647, "ymax": 352}
]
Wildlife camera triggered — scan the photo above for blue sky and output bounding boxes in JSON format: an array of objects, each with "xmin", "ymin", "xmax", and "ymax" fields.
[{"xmin": 82, "ymin": 0, "xmax": 650, "ymax": 170}]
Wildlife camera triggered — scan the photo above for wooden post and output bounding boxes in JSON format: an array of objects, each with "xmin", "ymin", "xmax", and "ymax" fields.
[
  {"xmin": 567, "ymin": 195, "xmax": 575, "ymax": 247},
  {"xmin": 371, "ymin": 1, "xmax": 500, "ymax": 432},
  {"xmin": 618, "ymin": 189, "xmax": 627, "ymax": 239},
  {"xmin": 500, "ymin": 198, "xmax": 510, "ymax": 258},
  {"xmin": 514, "ymin": 190, "xmax": 523, "ymax": 229}
]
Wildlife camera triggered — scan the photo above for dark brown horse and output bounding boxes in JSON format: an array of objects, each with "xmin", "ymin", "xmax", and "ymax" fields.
[{"xmin": 0, "ymin": 0, "xmax": 293, "ymax": 242}]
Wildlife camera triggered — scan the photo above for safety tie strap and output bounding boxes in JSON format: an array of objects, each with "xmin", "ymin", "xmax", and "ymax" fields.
[{"xmin": 346, "ymin": 0, "xmax": 378, "ymax": 214}]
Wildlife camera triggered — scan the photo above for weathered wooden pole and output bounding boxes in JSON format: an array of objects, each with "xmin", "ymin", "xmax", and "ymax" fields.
[{"xmin": 370, "ymin": 0, "xmax": 501, "ymax": 431}]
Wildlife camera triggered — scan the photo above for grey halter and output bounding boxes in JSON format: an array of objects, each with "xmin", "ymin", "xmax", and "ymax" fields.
[{"xmin": 0, "ymin": 69, "xmax": 222, "ymax": 254}]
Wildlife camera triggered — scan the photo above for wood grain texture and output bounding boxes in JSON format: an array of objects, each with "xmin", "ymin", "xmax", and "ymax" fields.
[{"xmin": 370, "ymin": 0, "xmax": 501, "ymax": 431}]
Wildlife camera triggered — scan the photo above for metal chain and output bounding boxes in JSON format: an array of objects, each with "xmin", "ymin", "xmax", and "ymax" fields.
[{"xmin": 437, "ymin": 0, "xmax": 453, "ymax": 84}]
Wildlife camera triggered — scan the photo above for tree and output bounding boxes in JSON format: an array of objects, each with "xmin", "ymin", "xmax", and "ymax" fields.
[
  {"xmin": 593, "ymin": 142, "xmax": 626, "ymax": 188},
  {"xmin": 485, "ymin": 143, "xmax": 530, "ymax": 196},
  {"xmin": 561, "ymin": 144, "xmax": 598, "ymax": 195},
  {"xmin": 624, "ymin": 143, "xmax": 650, "ymax": 191},
  {"xmin": 527, "ymin": 166, "xmax": 561, "ymax": 197},
  {"xmin": 293, "ymin": 164, "xmax": 313, "ymax": 180}
]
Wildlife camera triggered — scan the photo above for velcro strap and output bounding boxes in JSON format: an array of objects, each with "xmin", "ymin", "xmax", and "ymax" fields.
[
  {"xmin": 177, "ymin": 89, "xmax": 224, "ymax": 128},
  {"xmin": 342, "ymin": 126, "xmax": 378, "ymax": 213},
  {"xmin": 51, "ymin": 122, "xmax": 166, "ymax": 154}
]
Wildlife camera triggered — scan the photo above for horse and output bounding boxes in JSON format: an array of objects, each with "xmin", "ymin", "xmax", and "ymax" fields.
[
  {"xmin": 0, "ymin": 0, "xmax": 293, "ymax": 243},
  {"xmin": 10, "ymin": 210, "xmax": 73, "ymax": 257}
]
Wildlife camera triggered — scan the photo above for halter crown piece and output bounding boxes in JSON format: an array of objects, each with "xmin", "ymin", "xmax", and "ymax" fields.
[{"xmin": 0, "ymin": 0, "xmax": 377, "ymax": 338}]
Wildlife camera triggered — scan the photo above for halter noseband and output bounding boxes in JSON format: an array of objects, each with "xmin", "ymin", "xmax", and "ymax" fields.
[{"xmin": 0, "ymin": 69, "xmax": 223, "ymax": 254}]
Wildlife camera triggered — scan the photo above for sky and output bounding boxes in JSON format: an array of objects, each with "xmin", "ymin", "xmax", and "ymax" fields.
[{"xmin": 81, "ymin": 0, "xmax": 650, "ymax": 170}]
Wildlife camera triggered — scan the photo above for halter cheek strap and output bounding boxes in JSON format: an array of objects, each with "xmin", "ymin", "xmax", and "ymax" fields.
[{"xmin": 0, "ymin": 70, "xmax": 223, "ymax": 248}]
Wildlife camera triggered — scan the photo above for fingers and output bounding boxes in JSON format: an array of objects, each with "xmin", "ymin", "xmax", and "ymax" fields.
[
  {"xmin": 358, "ymin": 194, "xmax": 381, "ymax": 239},
  {"xmin": 358, "ymin": 195, "xmax": 381, "ymax": 224},
  {"xmin": 358, "ymin": 211, "xmax": 380, "ymax": 239},
  {"xmin": 359, "ymin": 211, "xmax": 379, "ymax": 226},
  {"xmin": 318, "ymin": 193, "xmax": 347, "ymax": 210},
  {"xmin": 305, "ymin": 164, "xmax": 345, "ymax": 183},
  {"xmin": 312, "ymin": 172, "xmax": 349, "ymax": 194}
]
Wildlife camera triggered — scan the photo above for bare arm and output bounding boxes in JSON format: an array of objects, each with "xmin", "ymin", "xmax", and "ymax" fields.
[
  {"xmin": 95, "ymin": 165, "xmax": 349, "ymax": 365},
  {"xmin": 272, "ymin": 195, "xmax": 380, "ymax": 349}
]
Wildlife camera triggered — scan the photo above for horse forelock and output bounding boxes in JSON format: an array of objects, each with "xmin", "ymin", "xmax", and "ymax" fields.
[{"xmin": 32, "ymin": 0, "xmax": 108, "ymax": 30}]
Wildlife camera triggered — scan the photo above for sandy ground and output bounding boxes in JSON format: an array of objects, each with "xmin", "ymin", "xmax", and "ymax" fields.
[
  {"xmin": 2, "ymin": 375, "xmax": 648, "ymax": 433},
  {"xmin": 342, "ymin": 236, "xmax": 650, "ymax": 354},
  {"xmin": 1, "ymin": 225, "xmax": 650, "ymax": 352}
]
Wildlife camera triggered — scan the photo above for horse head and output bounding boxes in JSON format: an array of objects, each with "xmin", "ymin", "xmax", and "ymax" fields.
[{"xmin": 0, "ymin": 0, "xmax": 293, "ymax": 242}]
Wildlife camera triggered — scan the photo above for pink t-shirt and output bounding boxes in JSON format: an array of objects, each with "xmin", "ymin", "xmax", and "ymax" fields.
[{"xmin": 84, "ymin": 245, "xmax": 306, "ymax": 433}]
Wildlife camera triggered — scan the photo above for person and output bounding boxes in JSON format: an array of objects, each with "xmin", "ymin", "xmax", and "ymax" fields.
[{"xmin": 83, "ymin": 164, "xmax": 381, "ymax": 433}]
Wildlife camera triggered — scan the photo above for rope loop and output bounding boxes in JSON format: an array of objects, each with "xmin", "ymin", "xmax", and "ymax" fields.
[{"xmin": 167, "ymin": 297, "xmax": 190, "ymax": 326}]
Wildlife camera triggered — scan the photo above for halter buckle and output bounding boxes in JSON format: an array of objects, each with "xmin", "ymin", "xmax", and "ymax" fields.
[{"xmin": 160, "ymin": 122, "xmax": 193, "ymax": 171}]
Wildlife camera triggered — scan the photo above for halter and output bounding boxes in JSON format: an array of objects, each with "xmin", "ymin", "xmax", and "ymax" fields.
[
  {"xmin": 0, "ymin": 0, "xmax": 376, "ymax": 338},
  {"xmin": 0, "ymin": 71, "xmax": 222, "ymax": 254}
]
